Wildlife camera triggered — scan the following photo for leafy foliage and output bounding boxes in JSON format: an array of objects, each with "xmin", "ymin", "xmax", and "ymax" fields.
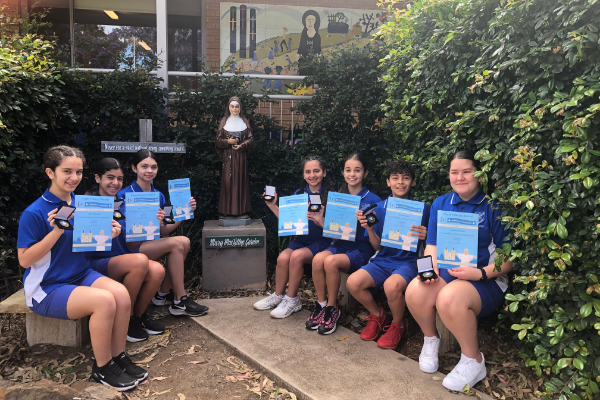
[
  {"xmin": 0, "ymin": 8, "xmax": 74, "ymax": 291},
  {"xmin": 295, "ymin": 45, "xmax": 389, "ymax": 189},
  {"xmin": 379, "ymin": 0, "xmax": 600, "ymax": 397}
]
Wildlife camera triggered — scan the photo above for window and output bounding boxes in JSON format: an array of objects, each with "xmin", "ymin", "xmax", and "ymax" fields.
[
  {"xmin": 73, "ymin": 1, "xmax": 157, "ymax": 69},
  {"xmin": 167, "ymin": 0, "xmax": 203, "ymax": 89}
]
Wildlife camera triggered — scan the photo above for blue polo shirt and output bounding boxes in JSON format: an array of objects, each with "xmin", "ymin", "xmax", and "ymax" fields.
[
  {"xmin": 86, "ymin": 191, "xmax": 132, "ymax": 259},
  {"xmin": 367, "ymin": 195, "xmax": 431, "ymax": 267},
  {"xmin": 427, "ymin": 190, "xmax": 508, "ymax": 291},
  {"xmin": 17, "ymin": 190, "xmax": 92, "ymax": 307},
  {"xmin": 293, "ymin": 185, "xmax": 330, "ymax": 245},
  {"xmin": 335, "ymin": 187, "xmax": 381, "ymax": 254}
]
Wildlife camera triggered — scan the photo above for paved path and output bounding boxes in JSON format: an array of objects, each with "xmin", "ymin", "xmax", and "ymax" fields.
[{"xmin": 192, "ymin": 297, "xmax": 491, "ymax": 400}]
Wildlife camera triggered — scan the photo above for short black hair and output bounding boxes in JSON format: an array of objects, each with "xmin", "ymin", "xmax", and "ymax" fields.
[
  {"xmin": 386, "ymin": 160, "xmax": 415, "ymax": 181},
  {"xmin": 451, "ymin": 150, "xmax": 480, "ymax": 170}
]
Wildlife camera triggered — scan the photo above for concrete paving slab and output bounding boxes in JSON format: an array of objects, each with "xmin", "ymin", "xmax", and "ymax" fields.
[{"xmin": 192, "ymin": 297, "xmax": 492, "ymax": 400}]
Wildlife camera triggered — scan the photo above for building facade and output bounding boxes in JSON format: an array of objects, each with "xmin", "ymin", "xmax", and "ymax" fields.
[{"xmin": 4, "ymin": 0, "xmax": 384, "ymax": 132}]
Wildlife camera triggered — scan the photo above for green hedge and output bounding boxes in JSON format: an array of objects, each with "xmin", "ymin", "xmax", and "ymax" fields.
[{"xmin": 379, "ymin": 0, "xmax": 600, "ymax": 397}]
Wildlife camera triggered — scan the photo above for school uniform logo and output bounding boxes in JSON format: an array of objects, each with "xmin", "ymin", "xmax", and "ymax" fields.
[{"xmin": 478, "ymin": 212, "xmax": 486, "ymax": 227}]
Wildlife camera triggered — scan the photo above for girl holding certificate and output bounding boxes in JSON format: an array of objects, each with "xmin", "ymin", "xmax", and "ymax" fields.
[
  {"xmin": 86, "ymin": 158, "xmax": 166, "ymax": 342},
  {"xmin": 119, "ymin": 150, "xmax": 208, "ymax": 318},
  {"xmin": 254, "ymin": 155, "xmax": 333, "ymax": 318},
  {"xmin": 405, "ymin": 150, "xmax": 512, "ymax": 391},
  {"xmin": 309, "ymin": 153, "xmax": 381, "ymax": 335},
  {"xmin": 17, "ymin": 146, "xmax": 146, "ymax": 391}
]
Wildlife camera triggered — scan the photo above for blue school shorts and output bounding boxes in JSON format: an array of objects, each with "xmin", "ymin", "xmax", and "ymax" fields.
[
  {"xmin": 287, "ymin": 238, "xmax": 332, "ymax": 256},
  {"xmin": 324, "ymin": 242, "xmax": 371, "ymax": 273},
  {"xmin": 438, "ymin": 269, "xmax": 504, "ymax": 318},
  {"xmin": 89, "ymin": 258, "xmax": 111, "ymax": 276},
  {"xmin": 362, "ymin": 261, "xmax": 418, "ymax": 288},
  {"xmin": 30, "ymin": 269, "xmax": 104, "ymax": 320}
]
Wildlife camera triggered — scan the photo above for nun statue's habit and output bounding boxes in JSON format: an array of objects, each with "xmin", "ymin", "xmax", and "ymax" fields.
[{"xmin": 215, "ymin": 96, "xmax": 254, "ymax": 215}]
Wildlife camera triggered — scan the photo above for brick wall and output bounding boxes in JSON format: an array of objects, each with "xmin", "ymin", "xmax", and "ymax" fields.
[{"xmin": 1, "ymin": 0, "xmax": 21, "ymax": 32}]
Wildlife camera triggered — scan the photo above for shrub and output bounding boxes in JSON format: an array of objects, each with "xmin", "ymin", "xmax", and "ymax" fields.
[
  {"xmin": 0, "ymin": 8, "xmax": 74, "ymax": 293},
  {"xmin": 379, "ymin": 0, "xmax": 600, "ymax": 397}
]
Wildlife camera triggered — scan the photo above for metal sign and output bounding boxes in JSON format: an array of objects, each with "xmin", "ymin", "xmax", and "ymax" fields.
[{"xmin": 205, "ymin": 235, "xmax": 264, "ymax": 249}]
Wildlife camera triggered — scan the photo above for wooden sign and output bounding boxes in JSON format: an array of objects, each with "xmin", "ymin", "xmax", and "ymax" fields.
[{"xmin": 101, "ymin": 119, "xmax": 186, "ymax": 154}]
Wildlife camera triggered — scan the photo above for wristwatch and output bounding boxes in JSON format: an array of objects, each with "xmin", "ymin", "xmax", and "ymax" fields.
[{"xmin": 480, "ymin": 268, "xmax": 488, "ymax": 281}]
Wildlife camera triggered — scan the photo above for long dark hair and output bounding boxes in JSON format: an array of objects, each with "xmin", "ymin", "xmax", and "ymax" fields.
[
  {"xmin": 132, "ymin": 149, "xmax": 157, "ymax": 169},
  {"xmin": 339, "ymin": 152, "xmax": 369, "ymax": 194},
  {"xmin": 85, "ymin": 158, "xmax": 124, "ymax": 195},
  {"xmin": 297, "ymin": 155, "xmax": 333, "ymax": 205}
]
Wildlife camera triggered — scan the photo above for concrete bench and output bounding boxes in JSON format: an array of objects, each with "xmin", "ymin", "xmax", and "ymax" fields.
[{"xmin": 0, "ymin": 289, "xmax": 89, "ymax": 347}]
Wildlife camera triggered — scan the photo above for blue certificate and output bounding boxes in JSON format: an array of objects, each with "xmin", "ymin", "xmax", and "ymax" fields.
[
  {"xmin": 278, "ymin": 194, "xmax": 309, "ymax": 236},
  {"xmin": 168, "ymin": 178, "xmax": 194, "ymax": 222},
  {"xmin": 436, "ymin": 211, "xmax": 478, "ymax": 269},
  {"xmin": 323, "ymin": 192, "xmax": 360, "ymax": 241},
  {"xmin": 125, "ymin": 192, "xmax": 160, "ymax": 242},
  {"xmin": 380, "ymin": 198, "xmax": 425, "ymax": 252},
  {"xmin": 72, "ymin": 195, "xmax": 113, "ymax": 252}
]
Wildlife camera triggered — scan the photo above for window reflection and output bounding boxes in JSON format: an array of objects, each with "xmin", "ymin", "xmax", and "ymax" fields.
[
  {"xmin": 168, "ymin": 0, "xmax": 202, "ymax": 89},
  {"xmin": 73, "ymin": 1, "xmax": 157, "ymax": 69}
]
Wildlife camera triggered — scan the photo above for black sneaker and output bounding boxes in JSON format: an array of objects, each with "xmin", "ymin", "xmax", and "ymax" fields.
[
  {"xmin": 305, "ymin": 301, "xmax": 325, "ymax": 330},
  {"xmin": 317, "ymin": 306, "xmax": 340, "ymax": 335},
  {"xmin": 169, "ymin": 295, "xmax": 209, "ymax": 317},
  {"xmin": 89, "ymin": 359, "xmax": 137, "ymax": 391},
  {"xmin": 140, "ymin": 313, "xmax": 165, "ymax": 335},
  {"xmin": 113, "ymin": 351, "xmax": 148, "ymax": 382},
  {"xmin": 152, "ymin": 289, "xmax": 174, "ymax": 306},
  {"xmin": 126, "ymin": 316, "xmax": 149, "ymax": 342}
]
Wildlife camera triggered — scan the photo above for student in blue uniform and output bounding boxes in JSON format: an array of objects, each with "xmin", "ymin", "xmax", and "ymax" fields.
[
  {"xmin": 308, "ymin": 153, "xmax": 381, "ymax": 335},
  {"xmin": 405, "ymin": 150, "xmax": 513, "ymax": 391},
  {"xmin": 347, "ymin": 160, "xmax": 429, "ymax": 349},
  {"xmin": 118, "ymin": 149, "xmax": 208, "ymax": 317},
  {"xmin": 17, "ymin": 146, "xmax": 146, "ymax": 391},
  {"xmin": 86, "ymin": 157, "xmax": 166, "ymax": 342},
  {"xmin": 253, "ymin": 155, "xmax": 333, "ymax": 318}
]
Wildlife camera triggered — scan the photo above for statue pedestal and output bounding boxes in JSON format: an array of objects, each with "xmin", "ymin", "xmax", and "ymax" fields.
[{"xmin": 202, "ymin": 219, "xmax": 266, "ymax": 292}]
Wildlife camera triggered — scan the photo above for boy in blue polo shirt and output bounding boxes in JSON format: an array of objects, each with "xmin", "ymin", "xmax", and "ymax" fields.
[{"xmin": 347, "ymin": 160, "xmax": 430, "ymax": 349}]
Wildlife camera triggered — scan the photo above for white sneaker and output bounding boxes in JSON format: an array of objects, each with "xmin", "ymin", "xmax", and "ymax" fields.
[
  {"xmin": 253, "ymin": 293, "xmax": 283, "ymax": 310},
  {"xmin": 442, "ymin": 353, "xmax": 487, "ymax": 391},
  {"xmin": 419, "ymin": 333, "xmax": 441, "ymax": 373},
  {"xmin": 269, "ymin": 296, "xmax": 302, "ymax": 318}
]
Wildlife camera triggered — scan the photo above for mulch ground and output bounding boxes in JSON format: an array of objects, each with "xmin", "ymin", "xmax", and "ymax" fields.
[{"xmin": 0, "ymin": 278, "xmax": 543, "ymax": 400}]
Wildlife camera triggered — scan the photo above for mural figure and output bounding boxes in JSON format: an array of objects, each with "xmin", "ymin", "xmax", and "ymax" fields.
[
  {"xmin": 274, "ymin": 40, "xmax": 279, "ymax": 54},
  {"xmin": 297, "ymin": 10, "xmax": 321, "ymax": 57},
  {"xmin": 280, "ymin": 27, "xmax": 289, "ymax": 51},
  {"xmin": 274, "ymin": 66, "xmax": 283, "ymax": 90},
  {"xmin": 263, "ymin": 66, "xmax": 272, "ymax": 88},
  {"xmin": 215, "ymin": 96, "xmax": 254, "ymax": 216}
]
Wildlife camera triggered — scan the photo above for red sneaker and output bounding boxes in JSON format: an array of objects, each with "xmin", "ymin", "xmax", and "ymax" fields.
[
  {"xmin": 360, "ymin": 304, "xmax": 389, "ymax": 341},
  {"xmin": 377, "ymin": 320, "xmax": 406, "ymax": 349}
]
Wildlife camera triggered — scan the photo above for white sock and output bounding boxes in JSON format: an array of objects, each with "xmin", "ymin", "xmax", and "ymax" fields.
[
  {"xmin": 174, "ymin": 299, "xmax": 181, "ymax": 305},
  {"xmin": 318, "ymin": 300, "xmax": 327, "ymax": 308},
  {"xmin": 273, "ymin": 293, "xmax": 283, "ymax": 298},
  {"xmin": 284, "ymin": 295, "xmax": 299, "ymax": 302},
  {"xmin": 424, "ymin": 335, "xmax": 439, "ymax": 341},
  {"xmin": 461, "ymin": 353, "xmax": 483, "ymax": 363},
  {"xmin": 158, "ymin": 291, "xmax": 169, "ymax": 297}
]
